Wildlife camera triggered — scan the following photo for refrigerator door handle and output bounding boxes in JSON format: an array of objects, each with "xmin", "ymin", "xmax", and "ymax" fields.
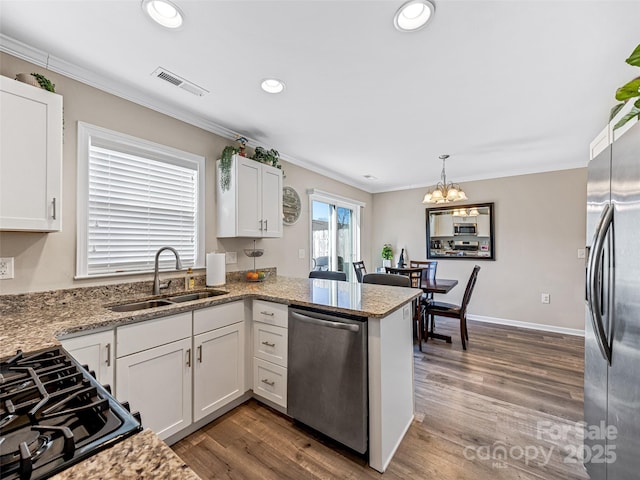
[{"xmin": 586, "ymin": 203, "xmax": 613, "ymax": 365}]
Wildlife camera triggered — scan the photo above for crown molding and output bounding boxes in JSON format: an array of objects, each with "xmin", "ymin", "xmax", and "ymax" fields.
[{"xmin": 0, "ymin": 33, "xmax": 376, "ymax": 194}]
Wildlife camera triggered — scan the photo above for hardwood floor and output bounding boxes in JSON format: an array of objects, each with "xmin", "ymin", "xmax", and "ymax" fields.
[{"xmin": 172, "ymin": 319, "xmax": 588, "ymax": 479}]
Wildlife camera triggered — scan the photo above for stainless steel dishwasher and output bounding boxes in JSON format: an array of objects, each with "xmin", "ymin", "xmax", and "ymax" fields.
[{"xmin": 288, "ymin": 307, "xmax": 368, "ymax": 454}]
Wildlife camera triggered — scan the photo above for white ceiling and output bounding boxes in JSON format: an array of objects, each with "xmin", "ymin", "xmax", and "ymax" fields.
[{"xmin": 1, "ymin": 0, "xmax": 638, "ymax": 193}]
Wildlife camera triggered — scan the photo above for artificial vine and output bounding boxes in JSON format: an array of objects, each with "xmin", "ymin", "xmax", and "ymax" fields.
[{"xmin": 30, "ymin": 73, "xmax": 55, "ymax": 92}]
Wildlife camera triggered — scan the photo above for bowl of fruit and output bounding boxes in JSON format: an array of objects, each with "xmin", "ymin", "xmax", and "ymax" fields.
[{"xmin": 245, "ymin": 270, "xmax": 268, "ymax": 282}]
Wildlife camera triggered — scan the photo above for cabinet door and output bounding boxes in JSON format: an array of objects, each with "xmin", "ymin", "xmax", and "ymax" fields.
[
  {"xmin": 116, "ymin": 337, "xmax": 192, "ymax": 440},
  {"xmin": 435, "ymin": 214, "xmax": 453, "ymax": 236},
  {"xmin": 260, "ymin": 165, "xmax": 283, "ymax": 238},
  {"xmin": 193, "ymin": 322, "xmax": 245, "ymax": 421},
  {"xmin": 61, "ymin": 329, "xmax": 114, "ymax": 387},
  {"xmin": 236, "ymin": 157, "xmax": 263, "ymax": 237},
  {"xmin": 477, "ymin": 214, "xmax": 491, "ymax": 237},
  {"xmin": 0, "ymin": 76, "xmax": 62, "ymax": 232}
]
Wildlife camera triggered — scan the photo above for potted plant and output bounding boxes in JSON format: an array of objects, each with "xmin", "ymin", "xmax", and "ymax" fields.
[
  {"xmin": 219, "ymin": 141, "xmax": 284, "ymax": 191},
  {"xmin": 611, "ymin": 43, "xmax": 640, "ymax": 130},
  {"xmin": 15, "ymin": 73, "xmax": 56, "ymax": 92},
  {"xmin": 219, "ymin": 145, "xmax": 239, "ymax": 191},
  {"xmin": 381, "ymin": 244, "xmax": 393, "ymax": 268}
]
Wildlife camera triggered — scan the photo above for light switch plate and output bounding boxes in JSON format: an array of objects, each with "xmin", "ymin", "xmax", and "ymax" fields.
[
  {"xmin": 0, "ymin": 257, "xmax": 15, "ymax": 279},
  {"xmin": 541, "ymin": 293, "xmax": 550, "ymax": 304},
  {"xmin": 577, "ymin": 248, "xmax": 586, "ymax": 259},
  {"xmin": 225, "ymin": 252, "xmax": 237, "ymax": 264}
]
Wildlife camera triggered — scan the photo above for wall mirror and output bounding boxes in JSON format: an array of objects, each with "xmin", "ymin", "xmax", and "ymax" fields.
[{"xmin": 425, "ymin": 202, "xmax": 495, "ymax": 260}]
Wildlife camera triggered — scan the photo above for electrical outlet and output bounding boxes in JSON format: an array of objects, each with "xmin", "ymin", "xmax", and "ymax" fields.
[
  {"xmin": 541, "ymin": 293, "xmax": 550, "ymax": 304},
  {"xmin": 577, "ymin": 248, "xmax": 586, "ymax": 259},
  {"xmin": 0, "ymin": 257, "xmax": 15, "ymax": 280},
  {"xmin": 298, "ymin": 249, "xmax": 305, "ymax": 259},
  {"xmin": 225, "ymin": 252, "xmax": 237, "ymax": 264}
]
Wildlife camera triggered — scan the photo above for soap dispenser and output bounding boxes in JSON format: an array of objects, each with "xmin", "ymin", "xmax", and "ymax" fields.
[{"xmin": 185, "ymin": 267, "xmax": 195, "ymax": 290}]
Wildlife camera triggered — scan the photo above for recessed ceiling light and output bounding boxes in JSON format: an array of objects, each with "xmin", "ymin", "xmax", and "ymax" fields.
[
  {"xmin": 142, "ymin": 0, "xmax": 184, "ymax": 29},
  {"xmin": 261, "ymin": 78, "xmax": 285, "ymax": 94},
  {"xmin": 394, "ymin": 0, "xmax": 435, "ymax": 32}
]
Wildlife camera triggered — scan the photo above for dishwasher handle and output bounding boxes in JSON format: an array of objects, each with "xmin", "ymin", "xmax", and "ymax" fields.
[{"xmin": 290, "ymin": 310, "xmax": 360, "ymax": 332}]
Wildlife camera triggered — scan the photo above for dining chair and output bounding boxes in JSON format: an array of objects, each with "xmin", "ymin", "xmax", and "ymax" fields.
[
  {"xmin": 312, "ymin": 256, "xmax": 345, "ymax": 272},
  {"xmin": 423, "ymin": 265, "xmax": 480, "ymax": 350},
  {"xmin": 353, "ymin": 261, "xmax": 367, "ymax": 283},
  {"xmin": 309, "ymin": 270, "xmax": 347, "ymax": 281},
  {"xmin": 385, "ymin": 267, "xmax": 422, "ymax": 288},
  {"xmin": 362, "ymin": 272, "xmax": 411, "ymax": 287}
]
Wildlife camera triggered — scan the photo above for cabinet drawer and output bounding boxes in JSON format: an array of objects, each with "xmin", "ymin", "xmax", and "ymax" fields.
[
  {"xmin": 117, "ymin": 312, "xmax": 192, "ymax": 357},
  {"xmin": 252, "ymin": 300, "xmax": 287, "ymax": 327},
  {"xmin": 253, "ymin": 358, "xmax": 287, "ymax": 408},
  {"xmin": 253, "ymin": 322, "xmax": 288, "ymax": 367},
  {"xmin": 193, "ymin": 301, "xmax": 244, "ymax": 335}
]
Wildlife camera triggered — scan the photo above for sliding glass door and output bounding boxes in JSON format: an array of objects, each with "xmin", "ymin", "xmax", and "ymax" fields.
[{"xmin": 310, "ymin": 191, "xmax": 362, "ymax": 282}]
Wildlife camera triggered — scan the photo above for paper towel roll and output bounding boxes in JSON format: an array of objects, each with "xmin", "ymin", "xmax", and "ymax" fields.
[{"xmin": 206, "ymin": 253, "xmax": 226, "ymax": 286}]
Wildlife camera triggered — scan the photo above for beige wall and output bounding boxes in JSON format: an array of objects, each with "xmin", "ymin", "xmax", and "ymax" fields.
[
  {"xmin": 371, "ymin": 168, "xmax": 588, "ymax": 331},
  {"xmin": 0, "ymin": 53, "xmax": 372, "ymax": 294}
]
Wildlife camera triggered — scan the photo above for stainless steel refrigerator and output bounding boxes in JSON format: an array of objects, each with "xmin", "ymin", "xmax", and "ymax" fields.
[{"xmin": 585, "ymin": 119, "xmax": 640, "ymax": 480}]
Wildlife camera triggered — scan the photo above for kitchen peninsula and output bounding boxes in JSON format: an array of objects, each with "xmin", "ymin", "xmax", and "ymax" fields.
[{"xmin": 0, "ymin": 275, "xmax": 421, "ymax": 477}]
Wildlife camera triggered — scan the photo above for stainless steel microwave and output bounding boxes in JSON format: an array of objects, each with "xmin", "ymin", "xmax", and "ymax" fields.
[{"xmin": 453, "ymin": 223, "xmax": 477, "ymax": 235}]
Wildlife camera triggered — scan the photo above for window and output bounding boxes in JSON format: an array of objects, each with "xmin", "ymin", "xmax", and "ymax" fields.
[
  {"xmin": 76, "ymin": 122, "xmax": 205, "ymax": 278},
  {"xmin": 308, "ymin": 189, "xmax": 364, "ymax": 282}
]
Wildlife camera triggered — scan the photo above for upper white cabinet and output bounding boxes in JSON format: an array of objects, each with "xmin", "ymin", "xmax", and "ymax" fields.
[
  {"xmin": 216, "ymin": 155, "xmax": 283, "ymax": 238},
  {"xmin": 0, "ymin": 76, "xmax": 62, "ymax": 231},
  {"xmin": 476, "ymin": 214, "xmax": 491, "ymax": 237},
  {"xmin": 433, "ymin": 214, "xmax": 453, "ymax": 237}
]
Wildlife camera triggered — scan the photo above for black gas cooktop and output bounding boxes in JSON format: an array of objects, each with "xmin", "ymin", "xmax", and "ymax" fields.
[{"xmin": 0, "ymin": 347, "xmax": 142, "ymax": 480}]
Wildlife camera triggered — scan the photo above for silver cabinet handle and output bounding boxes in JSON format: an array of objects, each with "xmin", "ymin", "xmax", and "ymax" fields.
[
  {"xmin": 52, "ymin": 197, "xmax": 57, "ymax": 220},
  {"xmin": 261, "ymin": 378, "xmax": 275, "ymax": 387},
  {"xmin": 197, "ymin": 345, "xmax": 202, "ymax": 363},
  {"xmin": 586, "ymin": 203, "xmax": 613, "ymax": 365},
  {"xmin": 261, "ymin": 341, "xmax": 276, "ymax": 348},
  {"xmin": 264, "ymin": 219, "xmax": 268, "ymax": 231},
  {"xmin": 186, "ymin": 348, "xmax": 191, "ymax": 367},
  {"xmin": 105, "ymin": 343, "xmax": 111, "ymax": 367},
  {"xmin": 259, "ymin": 219, "xmax": 263, "ymax": 231},
  {"xmin": 260, "ymin": 311, "xmax": 275, "ymax": 316}
]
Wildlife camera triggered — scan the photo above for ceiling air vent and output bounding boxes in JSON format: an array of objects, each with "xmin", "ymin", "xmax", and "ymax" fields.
[{"xmin": 151, "ymin": 67, "xmax": 209, "ymax": 97}]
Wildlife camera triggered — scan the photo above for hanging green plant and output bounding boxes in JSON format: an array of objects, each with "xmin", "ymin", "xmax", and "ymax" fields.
[
  {"xmin": 30, "ymin": 73, "xmax": 56, "ymax": 92},
  {"xmin": 219, "ymin": 145, "xmax": 238, "ymax": 191},
  {"xmin": 611, "ymin": 43, "xmax": 640, "ymax": 130}
]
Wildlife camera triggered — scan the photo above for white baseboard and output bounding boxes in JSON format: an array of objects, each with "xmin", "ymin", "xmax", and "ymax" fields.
[{"xmin": 467, "ymin": 314, "xmax": 585, "ymax": 337}]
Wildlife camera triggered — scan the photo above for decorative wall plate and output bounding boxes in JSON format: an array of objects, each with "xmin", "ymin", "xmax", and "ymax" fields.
[{"xmin": 282, "ymin": 186, "xmax": 302, "ymax": 225}]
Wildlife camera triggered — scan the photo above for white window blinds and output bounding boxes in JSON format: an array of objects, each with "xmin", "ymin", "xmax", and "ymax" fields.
[{"xmin": 77, "ymin": 122, "xmax": 205, "ymax": 278}]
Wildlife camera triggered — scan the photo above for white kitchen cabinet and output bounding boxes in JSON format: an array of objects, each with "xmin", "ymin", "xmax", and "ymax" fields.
[
  {"xmin": 251, "ymin": 300, "xmax": 288, "ymax": 408},
  {"xmin": 60, "ymin": 329, "xmax": 114, "ymax": 387},
  {"xmin": 193, "ymin": 302, "xmax": 246, "ymax": 422},
  {"xmin": 116, "ymin": 313, "xmax": 193, "ymax": 440},
  {"xmin": 476, "ymin": 214, "xmax": 491, "ymax": 237},
  {"xmin": 0, "ymin": 75, "xmax": 62, "ymax": 232},
  {"xmin": 216, "ymin": 155, "xmax": 283, "ymax": 238},
  {"xmin": 433, "ymin": 214, "xmax": 453, "ymax": 237}
]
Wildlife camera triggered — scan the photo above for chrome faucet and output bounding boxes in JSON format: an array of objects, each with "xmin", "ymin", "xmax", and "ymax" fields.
[{"xmin": 153, "ymin": 246, "xmax": 183, "ymax": 295}]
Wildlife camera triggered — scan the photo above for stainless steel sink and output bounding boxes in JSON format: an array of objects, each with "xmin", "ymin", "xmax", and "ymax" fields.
[
  {"xmin": 110, "ymin": 299, "xmax": 175, "ymax": 312},
  {"xmin": 167, "ymin": 290, "xmax": 227, "ymax": 303},
  {"xmin": 109, "ymin": 289, "xmax": 228, "ymax": 312}
]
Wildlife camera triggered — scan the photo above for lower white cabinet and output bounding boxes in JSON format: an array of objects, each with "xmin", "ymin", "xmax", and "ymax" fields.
[
  {"xmin": 116, "ymin": 313, "xmax": 193, "ymax": 440},
  {"xmin": 60, "ymin": 329, "xmax": 114, "ymax": 387},
  {"xmin": 252, "ymin": 300, "xmax": 288, "ymax": 408},
  {"xmin": 193, "ymin": 303, "xmax": 245, "ymax": 421}
]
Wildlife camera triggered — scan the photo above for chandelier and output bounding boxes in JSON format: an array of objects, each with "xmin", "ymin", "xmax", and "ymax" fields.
[{"xmin": 422, "ymin": 154, "xmax": 468, "ymax": 204}]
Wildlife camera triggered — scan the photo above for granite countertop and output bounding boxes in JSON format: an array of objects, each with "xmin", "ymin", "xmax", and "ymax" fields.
[
  {"xmin": 0, "ymin": 274, "xmax": 420, "ymax": 480},
  {"xmin": 0, "ymin": 275, "xmax": 421, "ymax": 358},
  {"xmin": 49, "ymin": 429, "xmax": 200, "ymax": 480}
]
